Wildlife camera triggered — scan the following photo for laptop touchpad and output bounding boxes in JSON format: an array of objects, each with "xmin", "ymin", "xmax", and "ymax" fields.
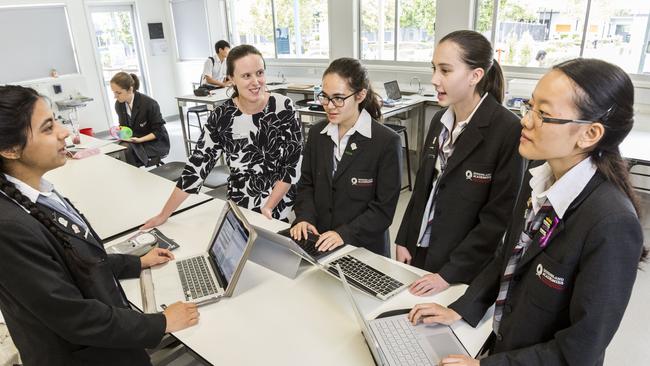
[{"xmin": 426, "ymin": 333, "xmax": 464, "ymax": 361}]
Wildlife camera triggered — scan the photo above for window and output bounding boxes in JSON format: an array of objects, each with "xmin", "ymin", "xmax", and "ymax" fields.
[
  {"xmin": 170, "ymin": 0, "xmax": 211, "ymax": 60},
  {"xmin": 227, "ymin": 0, "xmax": 329, "ymax": 59},
  {"xmin": 360, "ymin": 0, "xmax": 436, "ymax": 62},
  {"xmin": 476, "ymin": 0, "xmax": 650, "ymax": 74}
]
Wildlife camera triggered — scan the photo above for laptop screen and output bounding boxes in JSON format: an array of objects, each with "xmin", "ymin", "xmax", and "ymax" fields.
[
  {"xmin": 209, "ymin": 208, "xmax": 249, "ymax": 287},
  {"xmin": 384, "ymin": 80, "xmax": 401, "ymax": 100}
]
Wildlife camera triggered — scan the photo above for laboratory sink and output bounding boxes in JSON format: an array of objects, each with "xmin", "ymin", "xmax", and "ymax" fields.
[{"xmin": 266, "ymin": 81, "xmax": 285, "ymax": 86}]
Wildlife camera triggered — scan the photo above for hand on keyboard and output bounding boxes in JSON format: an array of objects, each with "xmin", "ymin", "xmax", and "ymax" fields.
[
  {"xmin": 290, "ymin": 221, "xmax": 320, "ymax": 241},
  {"xmin": 407, "ymin": 302, "xmax": 461, "ymax": 326},
  {"xmin": 315, "ymin": 230, "xmax": 344, "ymax": 252}
]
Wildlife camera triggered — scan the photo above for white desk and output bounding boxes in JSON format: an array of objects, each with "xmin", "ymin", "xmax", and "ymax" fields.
[
  {"xmin": 116, "ymin": 199, "xmax": 492, "ymax": 366},
  {"xmin": 45, "ymin": 153, "xmax": 212, "ymax": 241},
  {"xmin": 75, "ymin": 134, "xmax": 126, "ymax": 158},
  {"xmin": 621, "ymin": 130, "xmax": 650, "ymax": 192}
]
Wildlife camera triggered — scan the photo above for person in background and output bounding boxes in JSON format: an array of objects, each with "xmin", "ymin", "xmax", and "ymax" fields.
[
  {"xmin": 142, "ymin": 44, "xmax": 302, "ymax": 229},
  {"xmin": 202, "ymin": 40, "xmax": 231, "ymax": 89},
  {"xmin": 290, "ymin": 57, "xmax": 402, "ymax": 257},
  {"xmin": 0, "ymin": 85, "xmax": 198, "ymax": 366},
  {"xmin": 408, "ymin": 58, "xmax": 647, "ymax": 366},
  {"xmin": 110, "ymin": 72, "xmax": 170, "ymax": 167},
  {"xmin": 395, "ymin": 30, "xmax": 523, "ymax": 295}
]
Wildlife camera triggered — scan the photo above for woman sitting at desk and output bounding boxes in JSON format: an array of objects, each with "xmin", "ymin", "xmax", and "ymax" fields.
[
  {"xmin": 408, "ymin": 59, "xmax": 647, "ymax": 366},
  {"xmin": 142, "ymin": 44, "xmax": 302, "ymax": 228},
  {"xmin": 290, "ymin": 58, "xmax": 402, "ymax": 257},
  {"xmin": 110, "ymin": 72, "xmax": 170, "ymax": 167},
  {"xmin": 0, "ymin": 85, "xmax": 198, "ymax": 366}
]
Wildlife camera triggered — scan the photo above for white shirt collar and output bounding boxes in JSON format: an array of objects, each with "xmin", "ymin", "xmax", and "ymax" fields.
[
  {"xmin": 320, "ymin": 109, "xmax": 372, "ymax": 139},
  {"xmin": 528, "ymin": 157, "xmax": 597, "ymax": 219},
  {"xmin": 440, "ymin": 93, "xmax": 488, "ymax": 132},
  {"xmin": 4, "ymin": 174, "xmax": 55, "ymax": 204}
]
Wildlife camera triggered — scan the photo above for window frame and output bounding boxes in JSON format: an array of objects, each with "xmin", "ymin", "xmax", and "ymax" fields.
[
  {"xmin": 357, "ymin": 0, "xmax": 436, "ymax": 65},
  {"xmin": 225, "ymin": 0, "xmax": 330, "ymax": 61},
  {"xmin": 475, "ymin": 0, "xmax": 650, "ymax": 76}
]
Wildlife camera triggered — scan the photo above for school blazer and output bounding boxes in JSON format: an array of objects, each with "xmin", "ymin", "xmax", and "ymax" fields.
[
  {"xmin": 0, "ymin": 195, "xmax": 166, "ymax": 366},
  {"xmin": 449, "ymin": 170, "xmax": 644, "ymax": 366},
  {"xmin": 115, "ymin": 91, "xmax": 170, "ymax": 148},
  {"xmin": 294, "ymin": 119, "xmax": 402, "ymax": 257},
  {"xmin": 395, "ymin": 94, "xmax": 523, "ymax": 283}
]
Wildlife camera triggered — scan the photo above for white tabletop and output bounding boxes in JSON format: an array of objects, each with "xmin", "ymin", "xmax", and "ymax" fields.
[
  {"xmin": 45, "ymin": 154, "xmax": 212, "ymax": 240},
  {"xmin": 116, "ymin": 199, "xmax": 492, "ymax": 365},
  {"xmin": 621, "ymin": 130, "xmax": 650, "ymax": 165}
]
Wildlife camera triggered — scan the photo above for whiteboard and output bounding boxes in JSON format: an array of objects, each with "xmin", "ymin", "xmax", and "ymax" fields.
[
  {"xmin": 170, "ymin": 0, "xmax": 211, "ymax": 60},
  {"xmin": 0, "ymin": 5, "xmax": 78, "ymax": 83}
]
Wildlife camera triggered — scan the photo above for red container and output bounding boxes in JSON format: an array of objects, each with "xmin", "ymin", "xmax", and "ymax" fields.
[{"xmin": 79, "ymin": 128, "xmax": 94, "ymax": 136}]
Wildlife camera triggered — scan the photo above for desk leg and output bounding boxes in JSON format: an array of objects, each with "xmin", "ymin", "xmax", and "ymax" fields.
[{"xmin": 178, "ymin": 101, "xmax": 190, "ymax": 157}]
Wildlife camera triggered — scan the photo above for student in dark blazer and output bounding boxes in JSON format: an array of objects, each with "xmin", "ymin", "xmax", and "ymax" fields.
[
  {"xmin": 0, "ymin": 85, "xmax": 199, "ymax": 366},
  {"xmin": 395, "ymin": 30, "xmax": 522, "ymax": 295},
  {"xmin": 291, "ymin": 58, "xmax": 402, "ymax": 257},
  {"xmin": 110, "ymin": 72, "xmax": 170, "ymax": 167},
  {"xmin": 408, "ymin": 59, "xmax": 647, "ymax": 366}
]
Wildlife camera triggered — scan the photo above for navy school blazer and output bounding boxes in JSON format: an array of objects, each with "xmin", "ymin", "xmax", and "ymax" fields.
[
  {"xmin": 395, "ymin": 93, "xmax": 524, "ymax": 283},
  {"xmin": 0, "ymin": 194, "xmax": 166, "ymax": 366},
  {"xmin": 293, "ymin": 119, "xmax": 402, "ymax": 257},
  {"xmin": 114, "ymin": 91, "xmax": 170, "ymax": 149},
  {"xmin": 449, "ymin": 169, "xmax": 644, "ymax": 366}
]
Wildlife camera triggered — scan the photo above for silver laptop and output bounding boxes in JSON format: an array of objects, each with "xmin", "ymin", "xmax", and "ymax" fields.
[
  {"xmin": 336, "ymin": 264, "xmax": 470, "ymax": 366},
  {"xmin": 254, "ymin": 226, "xmax": 419, "ymax": 300},
  {"xmin": 149, "ymin": 201, "xmax": 256, "ymax": 311},
  {"xmin": 384, "ymin": 80, "xmax": 408, "ymax": 101}
]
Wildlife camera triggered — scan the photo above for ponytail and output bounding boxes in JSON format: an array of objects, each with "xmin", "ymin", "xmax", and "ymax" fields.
[
  {"xmin": 481, "ymin": 59, "xmax": 505, "ymax": 104},
  {"xmin": 361, "ymin": 85, "xmax": 382, "ymax": 120},
  {"xmin": 0, "ymin": 171, "xmax": 93, "ymax": 285}
]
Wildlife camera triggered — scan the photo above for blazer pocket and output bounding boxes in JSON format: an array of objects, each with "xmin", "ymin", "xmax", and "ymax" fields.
[
  {"xmin": 458, "ymin": 163, "xmax": 494, "ymax": 202},
  {"xmin": 347, "ymin": 171, "xmax": 375, "ymax": 201},
  {"xmin": 526, "ymin": 252, "xmax": 573, "ymax": 312}
]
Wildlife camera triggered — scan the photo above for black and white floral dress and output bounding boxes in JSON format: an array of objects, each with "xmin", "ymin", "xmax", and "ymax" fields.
[{"xmin": 176, "ymin": 93, "xmax": 302, "ymax": 220}]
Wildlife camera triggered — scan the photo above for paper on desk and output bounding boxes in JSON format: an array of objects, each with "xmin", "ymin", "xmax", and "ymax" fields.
[{"xmin": 286, "ymin": 83, "xmax": 314, "ymax": 89}]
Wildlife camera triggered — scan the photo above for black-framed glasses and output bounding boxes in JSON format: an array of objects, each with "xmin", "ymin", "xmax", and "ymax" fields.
[
  {"xmin": 520, "ymin": 101, "xmax": 594, "ymax": 126},
  {"xmin": 317, "ymin": 91, "xmax": 357, "ymax": 107}
]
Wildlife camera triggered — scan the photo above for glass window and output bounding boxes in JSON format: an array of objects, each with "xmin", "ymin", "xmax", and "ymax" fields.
[
  {"xmin": 361, "ymin": 0, "xmax": 435, "ymax": 62},
  {"xmin": 477, "ymin": 0, "xmax": 650, "ymax": 74},
  {"xmin": 227, "ymin": 0, "xmax": 328, "ymax": 59}
]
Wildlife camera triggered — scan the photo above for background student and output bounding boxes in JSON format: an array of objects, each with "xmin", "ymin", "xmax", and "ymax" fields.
[
  {"xmin": 395, "ymin": 30, "xmax": 523, "ymax": 295},
  {"xmin": 143, "ymin": 44, "xmax": 302, "ymax": 228},
  {"xmin": 202, "ymin": 40, "xmax": 231, "ymax": 89},
  {"xmin": 290, "ymin": 57, "xmax": 402, "ymax": 257},
  {"xmin": 0, "ymin": 85, "xmax": 198, "ymax": 366},
  {"xmin": 408, "ymin": 58, "xmax": 647, "ymax": 366},
  {"xmin": 110, "ymin": 72, "xmax": 170, "ymax": 167}
]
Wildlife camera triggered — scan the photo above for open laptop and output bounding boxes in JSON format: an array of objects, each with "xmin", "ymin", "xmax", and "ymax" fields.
[
  {"xmin": 384, "ymin": 80, "xmax": 409, "ymax": 102},
  {"xmin": 148, "ymin": 201, "xmax": 256, "ymax": 311},
  {"xmin": 336, "ymin": 264, "xmax": 470, "ymax": 365},
  {"xmin": 253, "ymin": 226, "xmax": 419, "ymax": 301}
]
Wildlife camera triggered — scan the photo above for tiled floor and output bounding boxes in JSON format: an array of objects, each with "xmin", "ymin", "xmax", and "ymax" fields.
[{"xmin": 161, "ymin": 118, "xmax": 650, "ymax": 365}]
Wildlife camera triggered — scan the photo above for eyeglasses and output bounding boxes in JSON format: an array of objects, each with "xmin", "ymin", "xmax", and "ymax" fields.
[
  {"xmin": 317, "ymin": 92, "xmax": 357, "ymax": 107},
  {"xmin": 520, "ymin": 102, "xmax": 594, "ymax": 126}
]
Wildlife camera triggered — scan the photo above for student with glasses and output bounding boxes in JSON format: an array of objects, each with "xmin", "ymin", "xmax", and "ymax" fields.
[
  {"xmin": 290, "ymin": 57, "xmax": 402, "ymax": 257},
  {"xmin": 395, "ymin": 30, "xmax": 523, "ymax": 295},
  {"xmin": 408, "ymin": 58, "xmax": 647, "ymax": 366}
]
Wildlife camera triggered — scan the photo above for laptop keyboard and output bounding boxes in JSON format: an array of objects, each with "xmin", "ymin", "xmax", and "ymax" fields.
[
  {"xmin": 373, "ymin": 317, "xmax": 431, "ymax": 366},
  {"xmin": 277, "ymin": 229, "xmax": 343, "ymax": 259},
  {"xmin": 327, "ymin": 255, "xmax": 404, "ymax": 300},
  {"xmin": 176, "ymin": 256, "xmax": 218, "ymax": 301}
]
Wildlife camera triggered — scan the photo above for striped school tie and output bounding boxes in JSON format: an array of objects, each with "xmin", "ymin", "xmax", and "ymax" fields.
[{"xmin": 492, "ymin": 199, "xmax": 552, "ymax": 333}]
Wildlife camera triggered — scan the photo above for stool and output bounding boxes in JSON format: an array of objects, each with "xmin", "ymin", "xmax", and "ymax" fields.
[
  {"xmin": 385, "ymin": 123, "xmax": 412, "ymax": 191},
  {"xmin": 150, "ymin": 162, "xmax": 230, "ymax": 189},
  {"xmin": 144, "ymin": 154, "xmax": 166, "ymax": 168},
  {"xmin": 186, "ymin": 105, "xmax": 209, "ymax": 148}
]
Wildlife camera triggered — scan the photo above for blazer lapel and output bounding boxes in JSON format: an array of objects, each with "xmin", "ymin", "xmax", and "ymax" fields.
[
  {"xmin": 316, "ymin": 132, "xmax": 335, "ymax": 185},
  {"xmin": 37, "ymin": 204, "xmax": 104, "ymax": 250},
  {"xmin": 420, "ymin": 121, "xmax": 444, "ymax": 191},
  {"xmin": 333, "ymin": 133, "xmax": 369, "ymax": 182}
]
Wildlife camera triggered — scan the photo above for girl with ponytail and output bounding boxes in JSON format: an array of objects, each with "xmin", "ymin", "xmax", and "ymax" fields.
[
  {"xmin": 396, "ymin": 30, "xmax": 523, "ymax": 296},
  {"xmin": 0, "ymin": 85, "xmax": 198, "ymax": 366},
  {"xmin": 291, "ymin": 57, "xmax": 402, "ymax": 257},
  {"xmin": 408, "ymin": 59, "xmax": 646, "ymax": 366}
]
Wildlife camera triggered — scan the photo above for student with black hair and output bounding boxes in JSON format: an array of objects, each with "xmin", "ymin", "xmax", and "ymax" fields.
[
  {"xmin": 408, "ymin": 58, "xmax": 648, "ymax": 366},
  {"xmin": 0, "ymin": 85, "xmax": 198, "ymax": 366},
  {"xmin": 290, "ymin": 57, "xmax": 402, "ymax": 257},
  {"xmin": 110, "ymin": 72, "xmax": 170, "ymax": 167},
  {"xmin": 395, "ymin": 30, "xmax": 523, "ymax": 295},
  {"xmin": 202, "ymin": 40, "xmax": 231, "ymax": 89}
]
